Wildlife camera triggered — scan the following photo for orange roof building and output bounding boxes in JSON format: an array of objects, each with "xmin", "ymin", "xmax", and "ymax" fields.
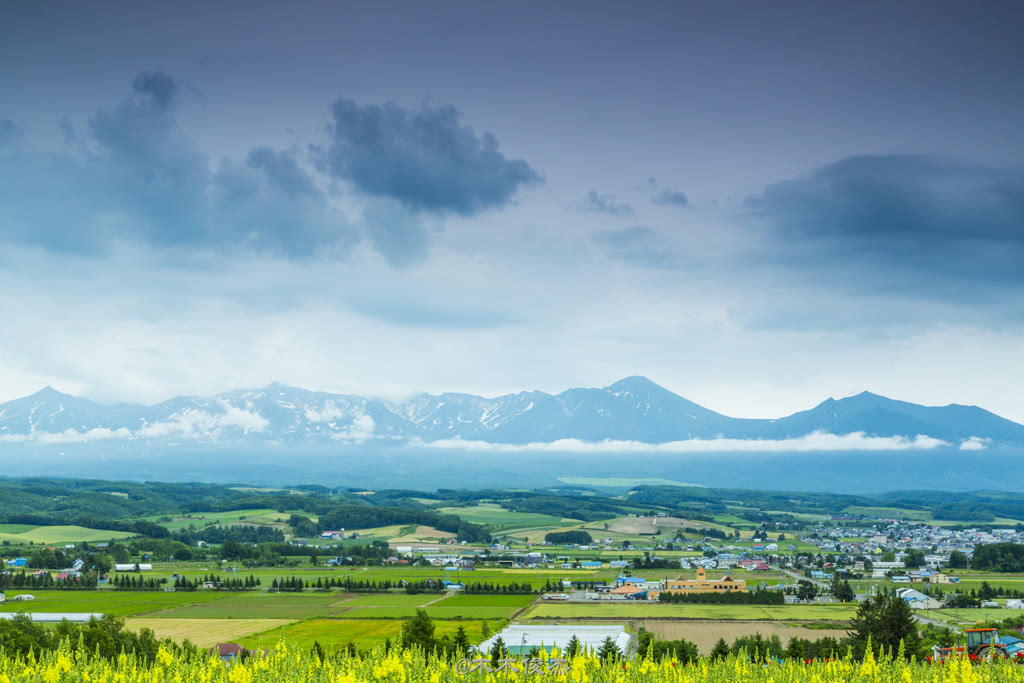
[{"xmin": 660, "ymin": 566, "xmax": 746, "ymax": 595}]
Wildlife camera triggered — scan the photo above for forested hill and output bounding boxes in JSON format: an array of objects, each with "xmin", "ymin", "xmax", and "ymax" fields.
[{"xmin": 1, "ymin": 477, "xmax": 1024, "ymax": 532}]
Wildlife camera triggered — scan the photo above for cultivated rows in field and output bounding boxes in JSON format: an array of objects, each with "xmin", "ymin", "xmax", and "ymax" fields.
[
  {"xmin": 643, "ymin": 620, "xmax": 851, "ymax": 654},
  {"xmin": 0, "ymin": 590, "xmax": 228, "ymax": 616},
  {"xmin": 124, "ymin": 618, "xmax": 292, "ymax": 648},
  {"xmin": 0, "ymin": 588, "xmax": 534, "ymax": 622},
  {"xmin": 521, "ymin": 602, "xmax": 859, "ymax": 621}
]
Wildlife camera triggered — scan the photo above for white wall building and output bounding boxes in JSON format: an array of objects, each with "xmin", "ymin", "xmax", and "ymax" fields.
[{"xmin": 477, "ymin": 625, "xmax": 634, "ymax": 657}]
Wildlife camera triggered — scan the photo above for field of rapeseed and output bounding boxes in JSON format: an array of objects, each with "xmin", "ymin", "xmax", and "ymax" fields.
[{"xmin": 1, "ymin": 641, "xmax": 1023, "ymax": 683}]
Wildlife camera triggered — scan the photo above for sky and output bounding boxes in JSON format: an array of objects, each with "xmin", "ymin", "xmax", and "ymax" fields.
[{"xmin": 1, "ymin": 0, "xmax": 1023, "ymax": 422}]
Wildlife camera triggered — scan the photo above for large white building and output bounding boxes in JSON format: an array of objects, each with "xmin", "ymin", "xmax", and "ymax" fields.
[{"xmin": 477, "ymin": 625, "xmax": 634, "ymax": 657}]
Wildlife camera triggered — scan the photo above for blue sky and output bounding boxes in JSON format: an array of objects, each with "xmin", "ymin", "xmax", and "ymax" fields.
[{"xmin": 1, "ymin": 0, "xmax": 1023, "ymax": 421}]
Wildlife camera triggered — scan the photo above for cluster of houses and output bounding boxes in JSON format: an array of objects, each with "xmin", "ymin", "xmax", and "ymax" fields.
[
  {"xmin": 804, "ymin": 521, "xmax": 1024, "ymax": 566},
  {"xmin": 2, "ymin": 558, "xmax": 87, "ymax": 583},
  {"xmin": 598, "ymin": 567, "xmax": 749, "ymax": 601}
]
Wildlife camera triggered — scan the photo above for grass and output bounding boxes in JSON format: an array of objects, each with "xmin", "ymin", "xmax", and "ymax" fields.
[
  {"xmin": 435, "ymin": 505, "xmax": 569, "ymax": 528},
  {"xmin": 145, "ymin": 509, "xmax": 290, "ymax": 532},
  {"xmin": 521, "ymin": 603, "xmax": 859, "ymax": 621},
  {"xmin": 125, "ymin": 618, "xmax": 294, "ymax": 648},
  {"xmin": 202, "ymin": 592, "xmax": 352, "ymax": 606},
  {"xmin": 0, "ymin": 525, "xmax": 138, "ymax": 545},
  {"xmin": 0, "ymin": 590, "xmax": 227, "ymax": 616},
  {"xmin": 153, "ymin": 602, "xmax": 346, "ymax": 620},
  {"xmin": 238, "ymin": 619, "xmax": 494, "ymax": 651},
  {"xmin": 441, "ymin": 594, "xmax": 535, "ymax": 608},
  {"xmin": 340, "ymin": 606, "xmax": 520, "ymax": 620},
  {"xmin": 149, "ymin": 591, "xmax": 356, "ymax": 619},
  {"xmin": 343, "ymin": 594, "xmax": 440, "ymax": 607}
]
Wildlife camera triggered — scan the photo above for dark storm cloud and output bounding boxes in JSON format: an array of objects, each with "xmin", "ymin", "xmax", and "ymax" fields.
[
  {"xmin": 746, "ymin": 154, "xmax": 1024, "ymax": 289},
  {"xmin": 317, "ymin": 98, "xmax": 542, "ymax": 215},
  {"xmin": 0, "ymin": 72, "xmax": 357, "ymax": 258},
  {"xmin": 591, "ymin": 225, "xmax": 680, "ymax": 269},
  {"xmin": 246, "ymin": 147, "xmax": 320, "ymax": 200},
  {"xmin": 359, "ymin": 199, "xmax": 431, "ymax": 269},
  {"xmin": 577, "ymin": 191, "xmax": 636, "ymax": 218},
  {"xmin": 651, "ymin": 188, "xmax": 690, "ymax": 208}
]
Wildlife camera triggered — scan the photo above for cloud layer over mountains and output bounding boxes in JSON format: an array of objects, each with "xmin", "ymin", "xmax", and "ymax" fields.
[{"xmin": 2, "ymin": 377, "xmax": 1020, "ymax": 453}]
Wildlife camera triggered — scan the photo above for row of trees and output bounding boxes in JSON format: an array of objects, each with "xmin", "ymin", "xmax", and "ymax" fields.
[
  {"xmin": 0, "ymin": 570, "xmax": 95, "ymax": 590},
  {"xmin": 0, "ymin": 613, "xmax": 198, "ymax": 662},
  {"xmin": 109, "ymin": 574, "xmax": 167, "ymax": 590},
  {"xmin": 658, "ymin": 589, "xmax": 785, "ymax": 605}
]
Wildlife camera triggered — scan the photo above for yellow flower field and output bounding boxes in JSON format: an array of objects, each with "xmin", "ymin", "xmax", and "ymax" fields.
[{"xmin": 1, "ymin": 642, "xmax": 1022, "ymax": 683}]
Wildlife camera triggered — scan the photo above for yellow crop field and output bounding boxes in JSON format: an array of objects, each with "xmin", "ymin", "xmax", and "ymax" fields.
[
  {"xmin": 124, "ymin": 618, "xmax": 295, "ymax": 648},
  {"xmin": 1, "ymin": 644, "xmax": 1022, "ymax": 682}
]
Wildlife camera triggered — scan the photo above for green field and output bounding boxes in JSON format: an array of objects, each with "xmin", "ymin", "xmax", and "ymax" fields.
[
  {"xmin": 436, "ymin": 505, "xmax": 572, "ymax": 528},
  {"xmin": 442, "ymin": 594, "xmax": 535, "ymax": 608},
  {"xmin": 521, "ymin": 602, "xmax": 859, "ymax": 621},
  {"xmin": 238, "ymin": 618, "xmax": 494, "ymax": 651},
  {"xmin": 331, "ymin": 592, "xmax": 534, "ymax": 620},
  {"xmin": 145, "ymin": 509, "xmax": 294, "ymax": 531},
  {"xmin": 343, "ymin": 594, "xmax": 440, "ymax": 607},
  {"xmin": 0, "ymin": 525, "xmax": 139, "ymax": 545},
  {"xmin": 840, "ymin": 506, "xmax": 1022, "ymax": 526},
  {"xmin": 150, "ymin": 591, "xmax": 353, "ymax": 620},
  {"xmin": 0, "ymin": 590, "xmax": 227, "ymax": 616},
  {"xmin": 340, "ymin": 606, "xmax": 521, "ymax": 620}
]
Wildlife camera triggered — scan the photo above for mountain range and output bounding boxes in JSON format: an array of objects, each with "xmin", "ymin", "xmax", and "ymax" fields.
[{"xmin": 1, "ymin": 376, "xmax": 1022, "ymax": 449}]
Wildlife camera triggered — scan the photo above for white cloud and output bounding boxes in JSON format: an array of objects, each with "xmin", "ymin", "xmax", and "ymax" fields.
[
  {"xmin": 959, "ymin": 436, "xmax": 990, "ymax": 451},
  {"xmin": 30, "ymin": 427, "xmax": 132, "ymax": 444},
  {"xmin": 415, "ymin": 431, "xmax": 950, "ymax": 453},
  {"xmin": 136, "ymin": 404, "xmax": 269, "ymax": 438},
  {"xmin": 331, "ymin": 414, "xmax": 375, "ymax": 442},
  {"xmin": 305, "ymin": 401, "xmax": 346, "ymax": 423},
  {"xmin": 215, "ymin": 400, "xmax": 270, "ymax": 433},
  {"xmin": 0, "ymin": 433, "xmax": 29, "ymax": 443},
  {"xmin": 4, "ymin": 401, "xmax": 271, "ymax": 443}
]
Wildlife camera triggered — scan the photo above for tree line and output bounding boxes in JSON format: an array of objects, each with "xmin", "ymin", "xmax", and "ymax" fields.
[{"xmin": 657, "ymin": 589, "xmax": 785, "ymax": 605}]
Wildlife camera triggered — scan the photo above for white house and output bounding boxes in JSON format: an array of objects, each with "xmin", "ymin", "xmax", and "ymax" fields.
[{"xmin": 1006, "ymin": 599, "xmax": 1024, "ymax": 610}]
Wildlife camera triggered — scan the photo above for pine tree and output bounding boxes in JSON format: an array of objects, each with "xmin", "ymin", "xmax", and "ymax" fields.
[
  {"xmin": 489, "ymin": 637, "xmax": 508, "ymax": 665},
  {"xmin": 597, "ymin": 636, "xmax": 619, "ymax": 661},
  {"xmin": 400, "ymin": 609, "xmax": 436, "ymax": 651},
  {"xmin": 453, "ymin": 626, "xmax": 470, "ymax": 654},
  {"xmin": 481, "ymin": 621, "xmax": 490, "ymax": 638},
  {"xmin": 566, "ymin": 635, "xmax": 581, "ymax": 659},
  {"xmin": 849, "ymin": 591, "xmax": 921, "ymax": 660},
  {"xmin": 710, "ymin": 637, "xmax": 731, "ymax": 661}
]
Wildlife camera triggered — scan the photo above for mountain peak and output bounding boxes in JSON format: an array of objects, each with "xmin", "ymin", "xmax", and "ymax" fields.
[
  {"xmin": 31, "ymin": 385, "xmax": 71, "ymax": 399},
  {"xmin": 852, "ymin": 390, "xmax": 886, "ymax": 400},
  {"xmin": 260, "ymin": 381, "xmax": 302, "ymax": 392},
  {"xmin": 604, "ymin": 376, "xmax": 666, "ymax": 393}
]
